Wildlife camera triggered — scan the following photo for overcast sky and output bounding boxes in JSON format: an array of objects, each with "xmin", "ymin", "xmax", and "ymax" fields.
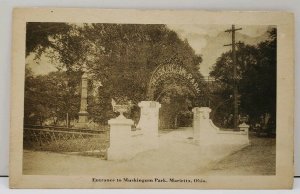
[
  {"xmin": 27, "ymin": 24, "xmax": 273, "ymax": 76},
  {"xmin": 167, "ymin": 24, "xmax": 272, "ymax": 76}
]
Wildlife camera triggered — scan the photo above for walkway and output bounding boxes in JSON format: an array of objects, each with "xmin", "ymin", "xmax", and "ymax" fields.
[{"xmin": 23, "ymin": 128, "xmax": 275, "ymax": 175}]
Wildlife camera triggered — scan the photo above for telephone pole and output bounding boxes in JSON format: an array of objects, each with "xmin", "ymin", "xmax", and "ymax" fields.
[{"xmin": 224, "ymin": 25, "xmax": 242, "ymax": 130}]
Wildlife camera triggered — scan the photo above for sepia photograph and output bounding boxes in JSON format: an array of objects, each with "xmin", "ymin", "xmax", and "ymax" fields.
[
  {"xmin": 23, "ymin": 22, "xmax": 277, "ymax": 176},
  {"xmin": 9, "ymin": 8, "xmax": 294, "ymax": 189}
]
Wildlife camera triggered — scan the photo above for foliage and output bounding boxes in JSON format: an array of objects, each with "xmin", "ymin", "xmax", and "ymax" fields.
[
  {"xmin": 156, "ymin": 77, "xmax": 195, "ymax": 128},
  {"xmin": 26, "ymin": 23, "xmax": 72, "ymax": 58},
  {"xmin": 210, "ymin": 28, "xmax": 277, "ymax": 126},
  {"xmin": 24, "ymin": 66, "xmax": 81, "ymax": 125},
  {"xmin": 25, "ymin": 23, "xmax": 204, "ymax": 125}
]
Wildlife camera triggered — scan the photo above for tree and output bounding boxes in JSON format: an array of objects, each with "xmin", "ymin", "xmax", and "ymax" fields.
[
  {"xmin": 26, "ymin": 23, "xmax": 72, "ymax": 58},
  {"xmin": 24, "ymin": 66, "xmax": 81, "ymax": 125},
  {"xmin": 156, "ymin": 77, "xmax": 195, "ymax": 128},
  {"xmin": 240, "ymin": 29, "xmax": 277, "ymax": 122},
  {"xmin": 25, "ymin": 23, "xmax": 204, "ymax": 125},
  {"xmin": 210, "ymin": 28, "xmax": 277, "ymax": 128}
]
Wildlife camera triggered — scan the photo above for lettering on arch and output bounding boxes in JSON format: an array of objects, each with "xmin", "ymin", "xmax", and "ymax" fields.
[{"xmin": 148, "ymin": 63, "xmax": 201, "ymax": 99}]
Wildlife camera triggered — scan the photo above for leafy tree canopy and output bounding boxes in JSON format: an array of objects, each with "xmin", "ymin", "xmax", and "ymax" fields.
[
  {"xmin": 25, "ymin": 23, "xmax": 204, "ymax": 125},
  {"xmin": 210, "ymin": 28, "xmax": 277, "ymax": 126}
]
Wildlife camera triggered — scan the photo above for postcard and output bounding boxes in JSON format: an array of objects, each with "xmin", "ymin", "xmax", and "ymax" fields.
[{"xmin": 10, "ymin": 8, "xmax": 294, "ymax": 189}]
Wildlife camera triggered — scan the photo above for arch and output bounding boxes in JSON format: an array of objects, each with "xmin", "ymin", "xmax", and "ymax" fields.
[{"xmin": 147, "ymin": 63, "xmax": 202, "ymax": 100}]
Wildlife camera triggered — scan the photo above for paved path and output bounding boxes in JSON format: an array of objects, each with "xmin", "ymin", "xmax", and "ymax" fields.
[{"xmin": 23, "ymin": 128, "xmax": 275, "ymax": 176}]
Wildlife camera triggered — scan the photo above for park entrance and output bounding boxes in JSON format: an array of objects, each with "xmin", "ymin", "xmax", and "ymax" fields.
[{"xmin": 147, "ymin": 62, "xmax": 206, "ymax": 129}]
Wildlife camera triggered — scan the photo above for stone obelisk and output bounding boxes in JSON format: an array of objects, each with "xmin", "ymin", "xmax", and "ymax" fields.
[{"xmin": 76, "ymin": 66, "xmax": 89, "ymax": 128}]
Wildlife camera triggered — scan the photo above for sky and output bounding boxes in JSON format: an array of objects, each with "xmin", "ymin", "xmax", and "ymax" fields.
[
  {"xmin": 167, "ymin": 24, "xmax": 272, "ymax": 76},
  {"xmin": 27, "ymin": 24, "xmax": 273, "ymax": 76},
  {"xmin": 26, "ymin": 53, "xmax": 58, "ymax": 75}
]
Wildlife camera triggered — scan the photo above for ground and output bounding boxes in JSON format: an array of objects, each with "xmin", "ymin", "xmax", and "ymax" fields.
[
  {"xmin": 23, "ymin": 128, "xmax": 275, "ymax": 176},
  {"xmin": 202, "ymin": 136, "xmax": 276, "ymax": 175}
]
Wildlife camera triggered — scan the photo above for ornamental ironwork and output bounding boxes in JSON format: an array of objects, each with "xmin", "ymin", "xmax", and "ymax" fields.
[
  {"xmin": 147, "ymin": 63, "xmax": 201, "ymax": 100},
  {"xmin": 23, "ymin": 126, "xmax": 109, "ymax": 159}
]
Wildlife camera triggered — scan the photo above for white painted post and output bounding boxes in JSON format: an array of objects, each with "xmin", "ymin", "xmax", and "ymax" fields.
[
  {"xmin": 192, "ymin": 107, "xmax": 201, "ymax": 142},
  {"xmin": 107, "ymin": 117, "xmax": 134, "ymax": 160},
  {"xmin": 137, "ymin": 101, "xmax": 161, "ymax": 149},
  {"xmin": 192, "ymin": 107, "xmax": 220, "ymax": 144},
  {"xmin": 239, "ymin": 122, "xmax": 250, "ymax": 134}
]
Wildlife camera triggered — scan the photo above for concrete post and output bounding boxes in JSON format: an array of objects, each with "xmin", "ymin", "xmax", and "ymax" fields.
[
  {"xmin": 107, "ymin": 117, "xmax": 134, "ymax": 160},
  {"xmin": 239, "ymin": 122, "xmax": 250, "ymax": 134},
  {"xmin": 192, "ymin": 107, "xmax": 219, "ymax": 143},
  {"xmin": 137, "ymin": 101, "xmax": 161, "ymax": 149},
  {"xmin": 192, "ymin": 107, "xmax": 201, "ymax": 142}
]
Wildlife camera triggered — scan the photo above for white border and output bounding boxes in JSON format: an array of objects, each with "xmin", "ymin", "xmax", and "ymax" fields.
[{"xmin": 0, "ymin": 0, "xmax": 299, "ymax": 178}]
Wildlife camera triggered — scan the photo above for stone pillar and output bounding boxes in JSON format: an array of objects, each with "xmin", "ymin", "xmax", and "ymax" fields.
[
  {"xmin": 192, "ymin": 107, "xmax": 219, "ymax": 143},
  {"xmin": 239, "ymin": 122, "xmax": 250, "ymax": 134},
  {"xmin": 192, "ymin": 107, "xmax": 201, "ymax": 141},
  {"xmin": 193, "ymin": 107, "xmax": 249, "ymax": 149},
  {"xmin": 137, "ymin": 101, "xmax": 161, "ymax": 149},
  {"xmin": 76, "ymin": 71, "xmax": 89, "ymax": 128},
  {"xmin": 107, "ymin": 117, "xmax": 134, "ymax": 160}
]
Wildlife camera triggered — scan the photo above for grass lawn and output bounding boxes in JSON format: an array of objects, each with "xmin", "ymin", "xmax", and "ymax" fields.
[{"xmin": 206, "ymin": 135, "xmax": 276, "ymax": 175}]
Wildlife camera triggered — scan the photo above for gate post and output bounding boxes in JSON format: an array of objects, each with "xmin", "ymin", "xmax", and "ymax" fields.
[
  {"xmin": 107, "ymin": 117, "xmax": 134, "ymax": 160},
  {"xmin": 137, "ymin": 101, "xmax": 161, "ymax": 149},
  {"xmin": 192, "ymin": 107, "xmax": 219, "ymax": 143},
  {"xmin": 192, "ymin": 107, "xmax": 201, "ymax": 142}
]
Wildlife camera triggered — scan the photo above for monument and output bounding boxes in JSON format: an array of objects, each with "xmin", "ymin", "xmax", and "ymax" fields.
[{"xmin": 75, "ymin": 66, "xmax": 89, "ymax": 128}]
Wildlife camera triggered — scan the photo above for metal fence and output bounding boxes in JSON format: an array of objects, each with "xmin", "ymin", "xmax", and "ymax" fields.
[{"xmin": 23, "ymin": 125, "xmax": 110, "ymax": 159}]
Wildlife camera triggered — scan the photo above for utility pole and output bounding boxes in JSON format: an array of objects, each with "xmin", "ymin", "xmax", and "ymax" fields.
[{"xmin": 224, "ymin": 25, "xmax": 242, "ymax": 130}]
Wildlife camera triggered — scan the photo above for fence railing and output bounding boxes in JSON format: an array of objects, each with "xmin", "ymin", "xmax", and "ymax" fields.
[{"xmin": 23, "ymin": 125, "xmax": 110, "ymax": 159}]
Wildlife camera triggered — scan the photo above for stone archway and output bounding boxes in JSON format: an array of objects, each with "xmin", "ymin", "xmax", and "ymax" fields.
[
  {"xmin": 147, "ymin": 63, "xmax": 201, "ymax": 101},
  {"xmin": 146, "ymin": 63, "xmax": 205, "ymax": 129}
]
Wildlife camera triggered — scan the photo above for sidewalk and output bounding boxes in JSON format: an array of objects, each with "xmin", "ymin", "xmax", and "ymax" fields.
[{"xmin": 23, "ymin": 128, "xmax": 275, "ymax": 176}]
